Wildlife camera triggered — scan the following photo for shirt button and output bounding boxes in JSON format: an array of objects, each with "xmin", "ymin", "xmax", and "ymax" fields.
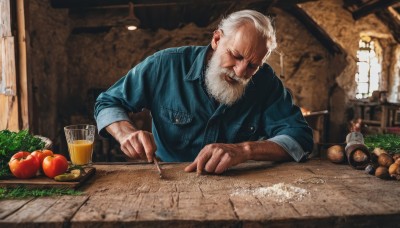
[
  {"xmin": 175, "ymin": 118, "xmax": 179, "ymax": 123},
  {"xmin": 249, "ymin": 126, "xmax": 254, "ymax": 131}
]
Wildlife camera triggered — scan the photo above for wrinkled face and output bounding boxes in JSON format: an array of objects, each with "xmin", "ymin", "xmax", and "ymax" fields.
[{"xmin": 205, "ymin": 25, "xmax": 268, "ymax": 106}]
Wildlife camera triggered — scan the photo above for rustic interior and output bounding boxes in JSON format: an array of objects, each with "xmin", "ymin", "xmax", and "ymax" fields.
[{"xmin": 1, "ymin": 0, "xmax": 399, "ymax": 161}]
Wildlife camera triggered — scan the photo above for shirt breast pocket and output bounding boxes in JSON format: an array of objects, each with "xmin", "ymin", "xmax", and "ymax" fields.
[
  {"xmin": 234, "ymin": 123, "xmax": 258, "ymax": 142},
  {"xmin": 160, "ymin": 107, "xmax": 193, "ymax": 149}
]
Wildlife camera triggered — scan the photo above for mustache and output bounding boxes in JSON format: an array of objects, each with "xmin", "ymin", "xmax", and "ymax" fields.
[{"xmin": 220, "ymin": 68, "xmax": 250, "ymax": 85}]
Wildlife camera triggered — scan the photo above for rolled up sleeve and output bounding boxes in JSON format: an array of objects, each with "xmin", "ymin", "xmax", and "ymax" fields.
[
  {"xmin": 95, "ymin": 107, "xmax": 132, "ymax": 137},
  {"xmin": 267, "ymin": 135, "xmax": 309, "ymax": 162}
]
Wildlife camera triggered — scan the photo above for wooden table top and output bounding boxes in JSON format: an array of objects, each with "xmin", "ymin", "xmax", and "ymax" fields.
[{"xmin": 1, "ymin": 159, "xmax": 400, "ymax": 227}]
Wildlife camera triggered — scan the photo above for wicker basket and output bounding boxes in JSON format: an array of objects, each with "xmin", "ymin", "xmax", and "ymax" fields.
[{"xmin": 35, "ymin": 135, "xmax": 53, "ymax": 150}]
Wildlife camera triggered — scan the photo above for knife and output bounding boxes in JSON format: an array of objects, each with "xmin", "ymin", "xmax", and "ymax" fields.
[{"xmin": 153, "ymin": 158, "xmax": 163, "ymax": 178}]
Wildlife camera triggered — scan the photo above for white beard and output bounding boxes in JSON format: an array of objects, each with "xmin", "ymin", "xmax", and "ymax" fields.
[{"xmin": 205, "ymin": 51, "xmax": 250, "ymax": 106}]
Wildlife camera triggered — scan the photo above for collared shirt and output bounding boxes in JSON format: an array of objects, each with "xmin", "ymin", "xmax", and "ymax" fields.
[{"xmin": 94, "ymin": 45, "xmax": 313, "ymax": 162}]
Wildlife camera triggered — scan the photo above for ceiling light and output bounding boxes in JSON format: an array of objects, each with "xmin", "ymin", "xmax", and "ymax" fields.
[
  {"xmin": 127, "ymin": 25, "xmax": 138, "ymax": 31},
  {"xmin": 118, "ymin": 2, "xmax": 140, "ymax": 31}
]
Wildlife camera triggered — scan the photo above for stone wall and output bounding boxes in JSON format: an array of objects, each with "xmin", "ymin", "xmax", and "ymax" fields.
[
  {"xmin": 27, "ymin": 0, "xmax": 399, "ymax": 156},
  {"xmin": 269, "ymin": 7, "xmax": 337, "ymax": 112},
  {"xmin": 301, "ymin": 0, "xmax": 398, "ymax": 141}
]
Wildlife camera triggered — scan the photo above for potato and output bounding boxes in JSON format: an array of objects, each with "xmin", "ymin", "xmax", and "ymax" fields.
[
  {"xmin": 389, "ymin": 163, "xmax": 400, "ymax": 175},
  {"xmin": 326, "ymin": 145, "xmax": 345, "ymax": 164},
  {"xmin": 375, "ymin": 166, "xmax": 390, "ymax": 180},
  {"xmin": 378, "ymin": 153, "xmax": 394, "ymax": 168},
  {"xmin": 392, "ymin": 154, "xmax": 400, "ymax": 161}
]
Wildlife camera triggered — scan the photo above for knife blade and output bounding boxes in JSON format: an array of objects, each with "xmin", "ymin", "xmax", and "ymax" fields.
[{"xmin": 153, "ymin": 158, "xmax": 163, "ymax": 178}]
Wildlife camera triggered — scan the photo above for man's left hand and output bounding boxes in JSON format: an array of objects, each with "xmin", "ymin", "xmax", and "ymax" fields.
[{"xmin": 184, "ymin": 143, "xmax": 249, "ymax": 174}]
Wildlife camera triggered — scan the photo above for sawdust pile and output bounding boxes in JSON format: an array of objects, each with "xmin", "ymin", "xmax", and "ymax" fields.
[{"xmin": 231, "ymin": 183, "xmax": 310, "ymax": 203}]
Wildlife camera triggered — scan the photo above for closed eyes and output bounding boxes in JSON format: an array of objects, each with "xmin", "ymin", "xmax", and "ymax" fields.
[{"xmin": 227, "ymin": 49, "xmax": 261, "ymax": 70}]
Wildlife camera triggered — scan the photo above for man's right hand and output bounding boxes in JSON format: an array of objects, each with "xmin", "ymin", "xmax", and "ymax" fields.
[{"xmin": 106, "ymin": 121, "xmax": 157, "ymax": 162}]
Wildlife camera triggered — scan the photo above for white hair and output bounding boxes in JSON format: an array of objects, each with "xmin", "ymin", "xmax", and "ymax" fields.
[{"xmin": 218, "ymin": 10, "xmax": 277, "ymax": 60}]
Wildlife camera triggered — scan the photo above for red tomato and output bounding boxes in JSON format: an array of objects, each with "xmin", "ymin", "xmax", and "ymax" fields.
[
  {"xmin": 9, "ymin": 151, "xmax": 40, "ymax": 179},
  {"xmin": 31, "ymin": 149, "xmax": 54, "ymax": 166},
  {"xmin": 42, "ymin": 154, "xmax": 69, "ymax": 178}
]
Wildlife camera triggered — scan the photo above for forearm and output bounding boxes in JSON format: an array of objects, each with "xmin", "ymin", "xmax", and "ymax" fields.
[
  {"xmin": 240, "ymin": 140, "xmax": 293, "ymax": 162},
  {"xmin": 105, "ymin": 120, "xmax": 138, "ymax": 143}
]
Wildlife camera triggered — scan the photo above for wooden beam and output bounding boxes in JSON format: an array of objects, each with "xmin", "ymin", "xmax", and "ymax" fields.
[
  {"xmin": 50, "ymin": 0, "xmax": 262, "ymax": 9},
  {"xmin": 51, "ymin": 0, "xmax": 129, "ymax": 8},
  {"xmin": 388, "ymin": 6, "xmax": 400, "ymax": 21},
  {"xmin": 273, "ymin": 0, "xmax": 318, "ymax": 8},
  {"xmin": 16, "ymin": 0, "xmax": 29, "ymax": 130},
  {"xmin": 352, "ymin": 0, "xmax": 398, "ymax": 20},
  {"xmin": 283, "ymin": 5, "xmax": 344, "ymax": 55},
  {"xmin": 50, "ymin": 0, "xmax": 318, "ymax": 9},
  {"xmin": 375, "ymin": 9, "xmax": 400, "ymax": 43}
]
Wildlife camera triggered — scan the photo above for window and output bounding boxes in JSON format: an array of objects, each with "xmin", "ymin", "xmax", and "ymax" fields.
[{"xmin": 355, "ymin": 36, "xmax": 382, "ymax": 99}]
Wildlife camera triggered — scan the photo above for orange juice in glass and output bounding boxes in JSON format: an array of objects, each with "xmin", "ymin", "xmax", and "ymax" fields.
[
  {"xmin": 68, "ymin": 140, "xmax": 93, "ymax": 165},
  {"xmin": 64, "ymin": 125, "xmax": 96, "ymax": 166}
]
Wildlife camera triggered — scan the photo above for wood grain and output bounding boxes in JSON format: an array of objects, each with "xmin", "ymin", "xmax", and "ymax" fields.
[
  {"xmin": 0, "ymin": 0, "xmax": 11, "ymax": 37},
  {"xmin": 0, "ymin": 36, "xmax": 19, "ymax": 131},
  {"xmin": 2, "ymin": 160, "xmax": 400, "ymax": 227},
  {"xmin": 1, "ymin": 195, "xmax": 88, "ymax": 227},
  {"xmin": 0, "ymin": 0, "xmax": 17, "ymax": 131},
  {"xmin": 0, "ymin": 198, "xmax": 33, "ymax": 219},
  {"xmin": 16, "ymin": 0, "xmax": 30, "ymax": 130}
]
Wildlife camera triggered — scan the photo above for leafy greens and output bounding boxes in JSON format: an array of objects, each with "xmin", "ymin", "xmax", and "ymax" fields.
[
  {"xmin": 0, "ymin": 129, "xmax": 45, "ymax": 177},
  {"xmin": 364, "ymin": 134, "xmax": 400, "ymax": 154}
]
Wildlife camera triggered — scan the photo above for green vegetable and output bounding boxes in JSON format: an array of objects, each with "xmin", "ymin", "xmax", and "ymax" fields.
[
  {"xmin": 364, "ymin": 134, "xmax": 400, "ymax": 153},
  {"xmin": 0, "ymin": 186, "xmax": 82, "ymax": 199},
  {"xmin": 0, "ymin": 129, "xmax": 45, "ymax": 177},
  {"xmin": 54, "ymin": 171, "xmax": 81, "ymax": 182}
]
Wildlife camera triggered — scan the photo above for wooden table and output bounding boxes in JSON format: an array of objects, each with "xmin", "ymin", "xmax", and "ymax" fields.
[
  {"xmin": 1, "ymin": 160, "xmax": 400, "ymax": 227},
  {"xmin": 351, "ymin": 99, "xmax": 400, "ymax": 133}
]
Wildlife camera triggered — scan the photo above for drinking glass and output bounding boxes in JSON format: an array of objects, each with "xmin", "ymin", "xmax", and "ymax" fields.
[{"xmin": 64, "ymin": 124, "xmax": 96, "ymax": 166}]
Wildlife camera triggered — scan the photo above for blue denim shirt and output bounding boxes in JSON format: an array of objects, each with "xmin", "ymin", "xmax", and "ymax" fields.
[{"xmin": 95, "ymin": 45, "xmax": 313, "ymax": 162}]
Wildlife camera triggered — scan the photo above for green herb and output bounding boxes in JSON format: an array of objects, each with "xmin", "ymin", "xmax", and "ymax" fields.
[
  {"xmin": 364, "ymin": 134, "xmax": 400, "ymax": 153},
  {"xmin": 0, "ymin": 186, "xmax": 82, "ymax": 199},
  {"xmin": 0, "ymin": 130, "xmax": 45, "ymax": 177}
]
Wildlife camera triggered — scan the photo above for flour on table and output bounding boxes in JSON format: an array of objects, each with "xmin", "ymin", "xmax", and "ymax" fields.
[{"xmin": 231, "ymin": 183, "xmax": 310, "ymax": 203}]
